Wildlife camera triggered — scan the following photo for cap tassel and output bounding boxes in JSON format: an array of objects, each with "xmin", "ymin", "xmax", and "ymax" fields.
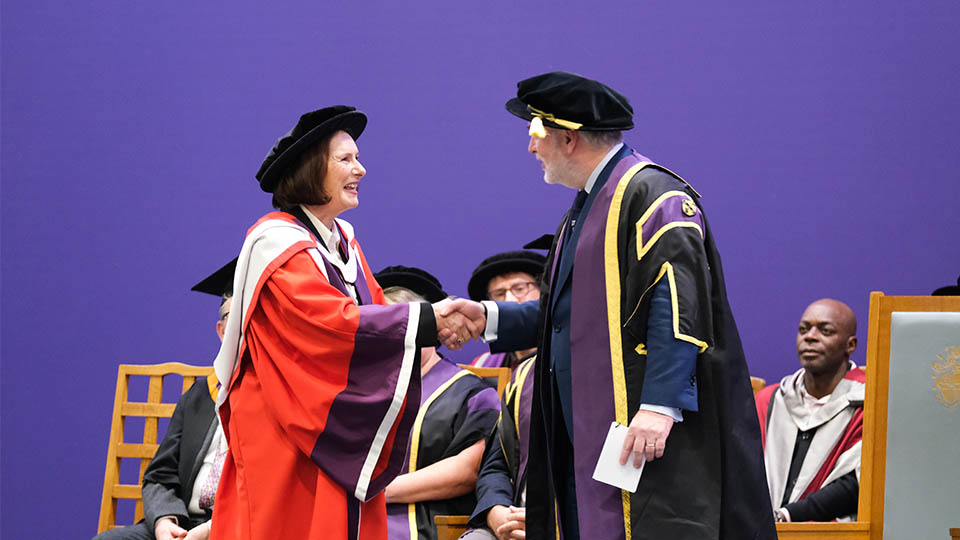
[{"xmin": 529, "ymin": 116, "xmax": 547, "ymax": 139}]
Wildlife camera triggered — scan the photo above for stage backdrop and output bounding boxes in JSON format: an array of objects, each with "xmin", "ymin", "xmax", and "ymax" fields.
[{"xmin": 2, "ymin": 1, "xmax": 959, "ymax": 538}]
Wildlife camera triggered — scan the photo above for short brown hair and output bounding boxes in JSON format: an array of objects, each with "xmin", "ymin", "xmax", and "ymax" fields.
[{"xmin": 271, "ymin": 133, "xmax": 334, "ymax": 210}]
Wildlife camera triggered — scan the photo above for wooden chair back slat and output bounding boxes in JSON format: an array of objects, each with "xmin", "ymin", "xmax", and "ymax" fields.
[
  {"xmin": 98, "ymin": 363, "xmax": 216, "ymax": 534},
  {"xmin": 134, "ymin": 375, "xmax": 166, "ymax": 522},
  {"xmin": 111, "ymin": 484, "xmax": 143, "ymax": 499},
  {"xmin": 115, "ymin": 443, "xmax": 160, "ymax": 458},
  {"xmin": 458, "ymin": 365, "xmax": 512, "ymax": 397},
  {"xmin": 118, "ymin": 403, "xmax": 177, "ymax": 417}
]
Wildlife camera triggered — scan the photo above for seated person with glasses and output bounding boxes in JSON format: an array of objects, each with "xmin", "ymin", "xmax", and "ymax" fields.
[{"xmin": 467, "ymin": 250, "xmax": 546, "ymax": 371}]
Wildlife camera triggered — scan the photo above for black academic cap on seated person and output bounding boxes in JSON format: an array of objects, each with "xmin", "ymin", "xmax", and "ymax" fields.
[
  {"xmin": 523, "ymin": 233, "xmax": 555, "ymax": 251},
  {"xmin": 932, "ymin": 275, "xmax": 960, "ymax": 296},
  {"xmin": 191, "ymin": 257, "xmax": 238, "ymax": 297},
  {"xmin": 256, "ymin": 105, "xmax": 367, "ymax": 193},
  {"xmin": 374, "ymin": 265, "xmax": 448, "ymax": 304},
  {"xmin": 468, "ymin": 251, "xmax": 548, "ymax": 302},
  {"xmin": 505, "ymin": 71, "xmax": 634, "ymax": 132}
]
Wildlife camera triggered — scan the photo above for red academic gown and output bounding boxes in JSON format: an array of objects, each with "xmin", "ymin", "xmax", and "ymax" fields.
[{"xmin": 210, "ymin": 211, "xmax": 436, "ymax": 540}]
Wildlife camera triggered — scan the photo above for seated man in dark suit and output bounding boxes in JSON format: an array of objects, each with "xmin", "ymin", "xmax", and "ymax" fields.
[
  {"xmin": 461, "ymin": 353, "xmax": 537, "ymax": 540},
  {"xmin": 94, "ymin": 258, "xmax": 235, "ymax": 540},
  {"xmin": 756, "ymin": 298, "xmax": 864, "ymax": 522},
  {"xmin": 461, "ymin": 242, "xmax": 548, "ymax": 540}
]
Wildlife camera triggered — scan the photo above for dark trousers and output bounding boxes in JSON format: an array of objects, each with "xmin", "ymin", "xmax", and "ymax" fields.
[
  {"xmin": 92, "ymin": 517, "xmax": 206, "ymax": 540},
  {"xmin": 92, "ymin": 522, "xmax": 154, "ymax": 540},
  {"xmin": 555, "ymin": 411, "xmax": 580, "ymax": 540}
]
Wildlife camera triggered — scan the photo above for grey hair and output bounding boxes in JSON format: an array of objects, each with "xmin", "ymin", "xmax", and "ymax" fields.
[
  {"xmin": 382, "ymin": 286, "xmax": 428, "ymax": 305},
  {"xmin": 579, "ymin": 130, "xmax": 623, "ymax": 149}
]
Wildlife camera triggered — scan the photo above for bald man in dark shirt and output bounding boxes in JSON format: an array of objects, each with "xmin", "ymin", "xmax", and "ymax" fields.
[{"xmin": 756, "ymin": 299, "xmax": 864, "ymax": 522}]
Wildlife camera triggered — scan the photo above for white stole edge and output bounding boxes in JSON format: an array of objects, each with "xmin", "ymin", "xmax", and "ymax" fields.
[
  {"xmin": 213, "ymin": 219, "xmax": 313, "ymax": 409},
  {"xmin": 354, "ymin": 301, "xmax": 420, "ymax": 501}
]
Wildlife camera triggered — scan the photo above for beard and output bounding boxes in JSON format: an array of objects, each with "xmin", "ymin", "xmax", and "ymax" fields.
[{"xmin": 542, "ymin": 155, "xmax": 576, "ymax": 186}]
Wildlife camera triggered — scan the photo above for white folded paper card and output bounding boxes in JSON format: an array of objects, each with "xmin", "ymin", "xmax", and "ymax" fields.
[{"xmin": 592, "ymin": 421, "xmax": 644, "ymax": 492}]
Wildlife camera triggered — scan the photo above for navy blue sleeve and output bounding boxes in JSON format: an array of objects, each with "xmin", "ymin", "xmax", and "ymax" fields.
[
  {"xmin": 468, "ymin": 432, "xmax": 515, "ymax": 528},
  {"xmin": 640, "ymin": 279, "xmax": 699, "ymax": 411},
  {"xmin": 489, "ymin": 300, "xmax": 540, "ymax": 354}
]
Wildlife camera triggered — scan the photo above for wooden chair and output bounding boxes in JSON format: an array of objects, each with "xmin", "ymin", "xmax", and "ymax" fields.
[
  {"xmin": 750, "ymin": 376, "xmax": 766, "ymax": 395},
  {"xmin": 98, "ymin": 363, "xmax": 216, "ymax": 534},
  {"xmin": 458, "ymin": 364, "xmax": 512, "ymax": 397},
  {"xmin": 435, "ymin": 515, "xmax": 470, "ymax": 540}
]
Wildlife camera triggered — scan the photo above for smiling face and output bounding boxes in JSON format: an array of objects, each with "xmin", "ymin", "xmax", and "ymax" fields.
[
  {"xmin": 319, "ymin": 130, "xmax": 366, "ymax": 218},
  {"xmin": 796, "ymin": 299, "xmax": 857, "ymax": 377}
]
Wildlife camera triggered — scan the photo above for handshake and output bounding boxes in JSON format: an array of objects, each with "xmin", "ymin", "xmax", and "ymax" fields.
[{"xmin": 432, "ymin": 298, "xmax": 488, "ymax": 350}]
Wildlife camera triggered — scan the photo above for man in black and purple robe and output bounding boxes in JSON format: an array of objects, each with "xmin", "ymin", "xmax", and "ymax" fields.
[{"xmin": 443, "ymin": 72, "xmax": 775, "ymax": 540}]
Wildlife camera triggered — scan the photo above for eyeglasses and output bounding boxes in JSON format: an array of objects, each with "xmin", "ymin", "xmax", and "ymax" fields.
[{"xmin": 488, "ymin": 281, "xmax": 538, "ymax": 302}]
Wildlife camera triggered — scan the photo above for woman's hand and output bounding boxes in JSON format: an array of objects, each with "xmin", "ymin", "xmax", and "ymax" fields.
[{"xmin": 433, "ymin": 299, "xmax": 485, "ymax": 349}]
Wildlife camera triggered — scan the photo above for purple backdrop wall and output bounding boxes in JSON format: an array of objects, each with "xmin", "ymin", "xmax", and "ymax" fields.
[{"xmin": 2, "ymin": 1, "xmax": 959, "ymax": 537}]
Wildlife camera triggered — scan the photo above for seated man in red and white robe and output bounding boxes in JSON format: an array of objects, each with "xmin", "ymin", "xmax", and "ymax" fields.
[{"xmin": 756, "ymin": 299, "xmax": 864, "ymax": 523}]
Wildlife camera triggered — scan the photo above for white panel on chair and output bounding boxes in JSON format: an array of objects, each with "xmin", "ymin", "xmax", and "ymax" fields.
[{"xmin": 885, "ymin": 312, "xmax": 960, "ymax": 540}]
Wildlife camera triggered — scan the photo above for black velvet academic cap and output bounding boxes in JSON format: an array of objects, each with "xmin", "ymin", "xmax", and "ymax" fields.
[
  {"xmin": 468, "ymin": 251, "xmax": 548, "ymax": 301},
  {"xmin": 374, "ymin": 265, "xmax": 448, "ymax": 304},
  {"xmin": 256, "ymin": 105, "xmax": 367, "ymax": 193},
  {"xmin": 191, "ymin": 257, "xmax": 238, "ymax": 297},
  {"xmin": 523, "ymin": 233, "xmax": 555, "ymax": 251},
  {"xmin": 932, "ymin": 275, "xmax": 960, "ymax": 296},
  {"xmin": 505, "ymin": 71, "xmax": 634, "ymax": 131}
]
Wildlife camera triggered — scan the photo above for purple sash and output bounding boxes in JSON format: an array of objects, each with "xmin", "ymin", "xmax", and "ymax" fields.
[{"xmin": 567, "ymin": 151, "xmax": 647, "ymax": 540}]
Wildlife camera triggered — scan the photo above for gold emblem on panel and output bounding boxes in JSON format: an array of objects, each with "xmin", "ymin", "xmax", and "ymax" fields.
[
  {"xmin": 931, "ymin": 345, "xmax": 960, "ymax": 411},
  {"xmin": 681, "ymin": 198, "xmax": 697, "ymax": 217}
]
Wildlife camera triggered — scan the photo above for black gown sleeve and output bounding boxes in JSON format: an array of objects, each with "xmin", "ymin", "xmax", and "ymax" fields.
[{"xmin": 784, "ymin": 470, "xmax": 859, "ymax": 522}]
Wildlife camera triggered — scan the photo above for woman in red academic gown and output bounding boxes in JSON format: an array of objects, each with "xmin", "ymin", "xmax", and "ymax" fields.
[{"xmin": 209, "ymin": 106, "xmax": 472, "ymax": 540}]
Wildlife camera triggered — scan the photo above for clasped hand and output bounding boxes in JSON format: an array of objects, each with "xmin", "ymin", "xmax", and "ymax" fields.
[
  {"xmin": 432, "ymin": 298, "xmax": 487, "ymax": 350},
  {"xmin": 155, "ymin": 517, "xmax": 211, "ymax": 540},
  {"xmin": 487, "ymin": 504, "xmax": 526, "ymax": 540}
]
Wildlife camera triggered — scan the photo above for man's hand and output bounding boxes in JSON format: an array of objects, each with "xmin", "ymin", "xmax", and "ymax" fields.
[
  {"xmin": 184, "ymin": 521, "xmax": 211, "ymax": 540},
  {"xmin": 434, "ymin": 298, "xmax": 486, "ymax": 350},
  {"xmin": 154, "ymin": 517, "xmax": 188, "ymax": 540},
  {"xmin": 488, "ymin": 505, "xmax": 525, "ymax": 540},
  {"xmin": 619, "ymin": 409, "xmax": 674, "ymax": 467}
]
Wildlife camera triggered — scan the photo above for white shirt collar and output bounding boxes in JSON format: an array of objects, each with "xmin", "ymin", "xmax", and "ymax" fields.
[
  {"xmin": 300, "ymin": 205, "xmax": 340, "ymax": 255},
  {"xmin": 584, "ymin": 142, "xmax": 624, "ymax": 194},
  {"xmin": 299, "ymin": 205, "xmax": 360, "ymax": 301}
]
